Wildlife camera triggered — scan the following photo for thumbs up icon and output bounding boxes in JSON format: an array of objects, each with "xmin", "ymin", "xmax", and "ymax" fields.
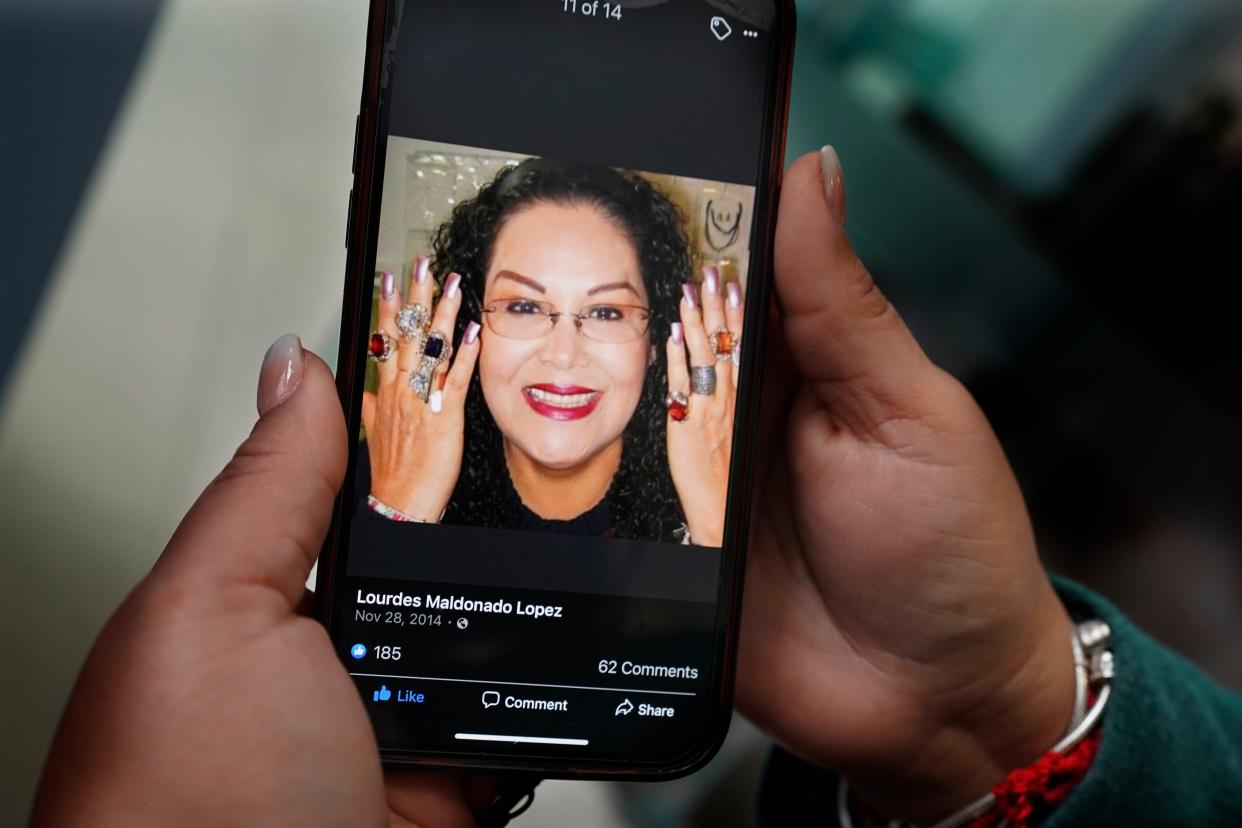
[{"xmin": 373, "ymin": 685, "xmax": 392, "ymax": 702}]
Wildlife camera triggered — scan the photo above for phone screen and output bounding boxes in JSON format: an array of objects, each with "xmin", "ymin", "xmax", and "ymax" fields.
[{"xmin": 323, "ymin": 0, "xmax": 790, "ymax": 775}]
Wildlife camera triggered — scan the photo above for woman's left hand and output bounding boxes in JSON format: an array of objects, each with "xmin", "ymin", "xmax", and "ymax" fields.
[
  {"xmin": 666, "ymin": 266, "xmax": 745, "ymax": 546},
  {"xmin": 32, "ymin": 338, "xmax": 497, "ymax": 827}
]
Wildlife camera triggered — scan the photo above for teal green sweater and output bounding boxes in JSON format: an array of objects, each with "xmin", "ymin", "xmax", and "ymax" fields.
[{"xmin": 758, "ymin": 579, "xmax": 1242, "ymax": 826}]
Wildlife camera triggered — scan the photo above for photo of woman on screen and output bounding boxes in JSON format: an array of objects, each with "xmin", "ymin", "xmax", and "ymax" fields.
[{"xmin": 356, "ymin": 157, "xmax": 746, "ymax": 546}]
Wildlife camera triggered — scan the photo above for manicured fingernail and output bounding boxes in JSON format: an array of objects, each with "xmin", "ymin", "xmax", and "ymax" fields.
[
  {"xmin": 445, "ymin": 272, "xmax": 461, "ymax": 300},
  {"xmin": 413, "ymin": 255, "xmax": 430, "ymax": 284},
  {"xmin": 464, "ymin": 321, "xmax": 481, "ymax": 344},
  {"xmin": 727, "ymin": 282, "xmax": 742, "ymax": 309},
  {"xmin": 381, "ymin": 271, "xmax": 395, "ymax": 299},
  {"xmin": 820, "ymin": 145, "xmax": 846, "ymax": 226},
  {"xmin": 702, "ymin": 266, "xmax": 720, "ymax": 295},
  {"xmin": 671, "ymin": 322, "xmax": 684, "ymax": 346},
  {"xmin": 257, "ymin": 334, "xmax": 304, "ymax": 416},
  {"xmin": 429, "ymin": 389, "xmax": 443, "ymax": 414},
  {"xmin": 682, "ymin": 283, "xmax": 699, "ymax": 309}
]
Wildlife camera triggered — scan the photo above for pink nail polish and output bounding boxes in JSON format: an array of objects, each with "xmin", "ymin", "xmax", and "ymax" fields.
[
  {"xmin": 820, "ymin": 145, "xmax": 846, "ymax": 226},
  {"xmin": 414, "ymin": 255, "xmax": 430, "ymax": 284},
  {"xmin": 727, "ymin": 282, "xmax": 742, "ymax": 309},
  {"xmin": 445, "ymin": 272, "xmax": 461, "ymax": 300},
  {"xmin": 703, "ymin": 266, "xmax": 720, "ymax": 295},
  {"xmin": 381, "ymin": 271, "xmax": 395, "ymax": 300},
  {"xmin": 464, "ymin": 321, "xmax": 481, "ymax": 344},
  {"xmin": 671, "ymin": 322, "xmax": 684, "ymax": 346},
  {"xmin": 257, "ymin": 334, "xmax": 304, "ymax": 416},
  {"xmin": 682, "ymin": 283, "xmax": 698, "ymax": 309}
]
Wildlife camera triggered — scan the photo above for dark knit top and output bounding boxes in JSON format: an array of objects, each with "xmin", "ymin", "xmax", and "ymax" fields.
[{"xmin": 353, "ymin": 442, "xmax": 615, "ymax": 537}]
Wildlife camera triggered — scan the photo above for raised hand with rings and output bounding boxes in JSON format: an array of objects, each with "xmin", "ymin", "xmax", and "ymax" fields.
[
  {"xmin": 665, "ymin": 264, "xmax": 744, "ymax": 546},
  {"xmin": 362, "ymin": 255, "xmax": 481, "ymax": 523}
]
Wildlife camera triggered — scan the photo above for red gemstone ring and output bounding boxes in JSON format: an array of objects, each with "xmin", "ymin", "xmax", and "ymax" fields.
[
  {"xmin": 368, "ymin": 330, "xmax": 395, "ymax": 363},
  {"xmin": 666, "ymin": 390, "xmax": 690, "ymax": 422}
]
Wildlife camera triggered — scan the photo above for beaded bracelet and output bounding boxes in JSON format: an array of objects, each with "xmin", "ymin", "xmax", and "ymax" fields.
[{"xmin": 366, "ymin": 495, "xmax": 423, "ymax": 523}]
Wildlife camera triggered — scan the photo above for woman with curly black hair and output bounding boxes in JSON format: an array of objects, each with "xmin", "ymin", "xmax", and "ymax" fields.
[{"xmin": 358, "ymin": 157, "xmax": 745, "ymax": 545}]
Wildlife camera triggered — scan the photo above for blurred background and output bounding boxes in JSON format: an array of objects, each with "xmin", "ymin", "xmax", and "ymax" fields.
[{"xmin": 3, "ymin": 0, "xmax": 1240, "ymax": 824}]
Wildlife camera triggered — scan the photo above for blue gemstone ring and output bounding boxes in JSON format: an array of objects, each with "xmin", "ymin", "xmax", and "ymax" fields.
[
  {"xmin": 424, "ymin": 332, "xmax": 449, "ymax": 360},
  {"xmin": 422, "ymin": 331, "xmax": 451, "ymax": 363},
  {"xmin": 408, "ymin": 331, "xmax": 451, "ymax": 403}
]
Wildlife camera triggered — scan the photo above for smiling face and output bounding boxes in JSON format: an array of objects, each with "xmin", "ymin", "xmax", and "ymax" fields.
[{"xmin": 479, "ymin": 201, "xmax": 650, "ymax": 472}]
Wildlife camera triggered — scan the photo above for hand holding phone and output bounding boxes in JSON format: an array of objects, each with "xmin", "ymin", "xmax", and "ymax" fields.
[
  {"xmin": 31, "ymin": 350, "xmax": 436, "ymax": 825},
  {"xmin": 28, "ymin": 1, "xmax": 1076, "ymax": 824},
  {"xmin": 33, "ymin": 148, "xmax": 1072, "ymax": 828},
  {"xmin": 736, "ymin": 153, "xmax": 1077, "ymax": 823}
]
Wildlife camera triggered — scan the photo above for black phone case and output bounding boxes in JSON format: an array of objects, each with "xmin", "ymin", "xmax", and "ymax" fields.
[{"xmin": 316, "ymin": 0, "xmax": 797, "ymax": 780}]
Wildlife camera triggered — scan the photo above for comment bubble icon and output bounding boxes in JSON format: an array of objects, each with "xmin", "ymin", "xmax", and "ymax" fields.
[{"xmin": 481, "ymin": 690, "xmax": 500, "ymax": 709}]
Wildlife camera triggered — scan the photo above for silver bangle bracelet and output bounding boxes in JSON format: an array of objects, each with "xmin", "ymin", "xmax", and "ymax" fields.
[
  {"xmin": 837, "ymin": 619, "xmax": 1115, "ymax": 828},
  {"xmin": 1069, "ymin": 627, "xmax": 1088, "ymax": 730}
]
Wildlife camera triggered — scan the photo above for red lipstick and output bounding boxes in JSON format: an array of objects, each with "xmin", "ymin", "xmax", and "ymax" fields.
[{"xmin": 523, "ymin": 384, "xmax": 602, "ymax": 421}]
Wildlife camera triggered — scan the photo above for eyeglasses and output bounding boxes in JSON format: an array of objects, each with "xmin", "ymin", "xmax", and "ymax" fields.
[{"xmin": 482, "ymin": 297, "xmax": 651, "ymax": 343}]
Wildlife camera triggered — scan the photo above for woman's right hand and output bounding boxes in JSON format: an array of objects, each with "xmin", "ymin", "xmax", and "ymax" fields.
[
  {"xmin": 736, "ymin": 151, "xmax": 1076, "ymax": 823},
  {"xmin": 362, "ymin": 256, "xmax": 480, "ymax": 522}
]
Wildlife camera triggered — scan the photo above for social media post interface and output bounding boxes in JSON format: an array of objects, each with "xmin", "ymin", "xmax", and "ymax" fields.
[
  {"xmin": 325, "ymin": 0, "xmax": 784, "ymax": 767},
  {"xmin": 341, "ymin": 577, "xmax": 715, "ymax": 758}
]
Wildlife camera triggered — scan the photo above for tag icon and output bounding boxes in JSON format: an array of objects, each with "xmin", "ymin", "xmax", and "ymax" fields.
[{"xmin": 710, "ymin": 16, "xmax": 732, "ymax": 41}]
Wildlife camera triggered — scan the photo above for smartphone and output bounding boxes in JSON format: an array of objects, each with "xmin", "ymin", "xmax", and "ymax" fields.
[{"xmin": 317, "ymin": 0, "xmax": 794, "ymax": 779}]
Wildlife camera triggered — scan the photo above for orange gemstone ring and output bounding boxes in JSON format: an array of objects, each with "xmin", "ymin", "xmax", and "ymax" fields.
[{"xmin": 709, "ymin": 328, "xmax": 735, "ymax": 361}]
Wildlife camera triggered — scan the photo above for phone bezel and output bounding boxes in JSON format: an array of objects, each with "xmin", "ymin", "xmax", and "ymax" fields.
[{"xmin": 316, "ymin": 0, "xmax": 796, "ymax": 780}]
